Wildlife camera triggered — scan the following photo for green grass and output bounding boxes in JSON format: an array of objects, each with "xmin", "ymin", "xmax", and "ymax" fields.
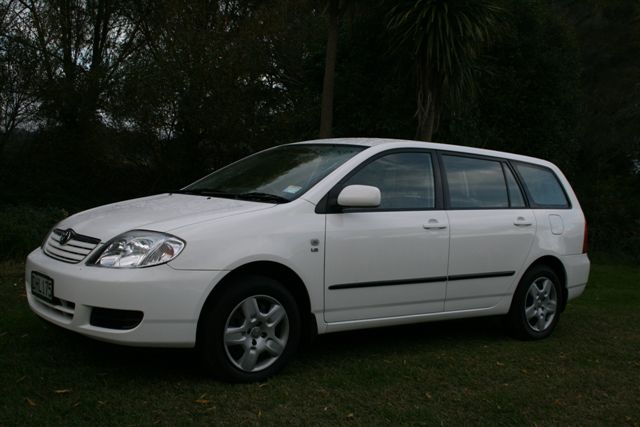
[{"xmin": 1, "ymin": 262, "xmax": 639, "ymax": 426}]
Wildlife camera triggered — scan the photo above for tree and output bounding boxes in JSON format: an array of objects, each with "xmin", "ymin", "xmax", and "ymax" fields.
[
  {"xmin": 0, "ymin": 0, "xmax": 39, "ymax": 153},
  {"xmin": 0, "ymin": 44, "xmax": 39, "ymax": 153},
  {"xmin": 319, "ymin": 0, "xmax": 339, "ymax": 138},
  {"xmin": 553, "ymin": 0, "xmax": 640, "ymax": 258},
  {"xmin": 387, "ymin": 0, "xmax": 503, "ymax": 141},
  {"xmin": 2, "ymin": 0, "xmax": 144, "ymax": 132},
  {"xmin": 112, "ymin": 0, "xmax": 306, "ymax": 177},
  {"xmin": 324, "ymin": 3, "xmax": 416, "ymax": 139},
  {"xmin": 444, "ymin": 0, "xmax": 581, "ymax": 166}
]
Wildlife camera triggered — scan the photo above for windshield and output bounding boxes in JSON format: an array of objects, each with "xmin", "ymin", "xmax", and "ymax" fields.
[{"xmin": 182, "ymin": 144, "xmax": 366, "ymax": 202}]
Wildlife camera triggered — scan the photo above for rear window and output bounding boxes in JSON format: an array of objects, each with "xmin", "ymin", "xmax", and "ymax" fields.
[{"xmin": 514, "ymin": 162, "xmax": 570, "ymax": 208}]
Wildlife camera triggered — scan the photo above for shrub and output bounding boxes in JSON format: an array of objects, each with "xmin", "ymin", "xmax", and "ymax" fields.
[{"xmin": 0, "ymin": 205, "xmax": 68, "ymax": 260}]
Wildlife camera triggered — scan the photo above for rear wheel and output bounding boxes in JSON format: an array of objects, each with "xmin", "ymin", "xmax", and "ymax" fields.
[
  {"xmin": 506, "ymin": 265, "xmax": 562, "ymax": 340},
  {"xmin": 198, "ymin": 275, "xmax": 300, "ymax": 382}
]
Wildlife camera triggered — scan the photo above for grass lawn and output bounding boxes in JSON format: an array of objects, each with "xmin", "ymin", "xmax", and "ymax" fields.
[{"xmin": 1, "ymin": 262, "xmax": 638, "ymax": 426}]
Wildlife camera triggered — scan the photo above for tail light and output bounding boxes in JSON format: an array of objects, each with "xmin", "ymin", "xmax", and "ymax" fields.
[{"xmin": 582, "ymin": 221, "xmax": 588, "ymax": 253}]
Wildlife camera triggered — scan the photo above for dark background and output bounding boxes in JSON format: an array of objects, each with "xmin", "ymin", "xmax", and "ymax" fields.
[{"xmin": 1, "ymin": 0, "xmax": 638, "ymax": 261}]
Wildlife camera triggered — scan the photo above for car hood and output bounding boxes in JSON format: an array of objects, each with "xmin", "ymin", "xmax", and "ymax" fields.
[{"xmin": 56, "ymin": 193, "xmax": 274, "ymax": 242}]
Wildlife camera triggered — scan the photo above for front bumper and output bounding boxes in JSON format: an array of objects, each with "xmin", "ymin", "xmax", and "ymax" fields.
[{"xmin": 25, "ymin": 248, "xmax": 225, "ymax": 347}]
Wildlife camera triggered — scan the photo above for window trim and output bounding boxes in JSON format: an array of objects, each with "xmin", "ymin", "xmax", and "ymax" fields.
[
  {"xmin": 315, "ymin": 148, "xmax": 443, "ymax": 214},
  {"xmin": 510, "ymin": 160, "xmax": 572, "ymax": 209},
  {"xmin": 314, "ymin": 148, "xmax": 573, "ymax": 213},
  {"xmin": 437, "ymin": 151, "xmax": 522, "ymax": 211},
  {"xmin": 501, "ymin": 163, "xmax": 513, "ymax": 207},
  {"xmin": 502, "ymin": 162, "xmax": 529, "ymax": 208}
]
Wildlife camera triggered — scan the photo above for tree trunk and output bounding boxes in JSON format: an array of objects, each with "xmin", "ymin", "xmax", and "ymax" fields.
[
  {"xmin": 319, "ymin": 0, "xmax": 339, "ymax": 139},
  {"xmin": 416, "ymin": 108, "xmax": 435, "ymax": 141},
  {"xmin": 415, "ymin": 64, "xmax": 436, "ymax": 141}
]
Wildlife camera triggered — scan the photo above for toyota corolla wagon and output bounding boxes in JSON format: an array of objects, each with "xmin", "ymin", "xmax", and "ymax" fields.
[{"xmin": 26, "ymin": 138, "xmax": 590, "ymax": 381}]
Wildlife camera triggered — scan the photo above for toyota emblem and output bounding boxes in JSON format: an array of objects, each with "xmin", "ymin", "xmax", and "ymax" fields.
[{"xmin": 59, "ymin": 229, "xmax": 73, "ymax": 245}]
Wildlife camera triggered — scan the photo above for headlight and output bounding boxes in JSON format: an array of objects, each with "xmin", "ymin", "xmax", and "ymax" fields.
[{"xmin": 90, "ymin": 230, "xmax": 185, "ymax": 268}]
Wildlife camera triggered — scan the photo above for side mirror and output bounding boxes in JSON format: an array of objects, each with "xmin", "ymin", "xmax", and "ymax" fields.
[{"xmin": 337, "ymin": 185, "xmax": 381, "ymax": 208}]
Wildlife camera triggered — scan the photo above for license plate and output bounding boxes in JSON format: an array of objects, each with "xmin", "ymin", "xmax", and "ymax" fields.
[{"xmin": 31, "ymin": 272, "xmax": 54, "ymax": 303}]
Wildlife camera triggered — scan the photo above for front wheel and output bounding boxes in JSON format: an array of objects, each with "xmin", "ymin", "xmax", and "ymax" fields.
[
  {"xmin": 506, "ymin": 265, "xmax": 562, "ymax": 340},
  {"xmin": 198, "ymin": 275, "xmax": 300, "ymax": 382}
]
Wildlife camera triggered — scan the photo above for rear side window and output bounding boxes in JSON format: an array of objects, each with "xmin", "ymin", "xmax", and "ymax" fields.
[
  {"xmin": 514, "ymin": 163, "xmax": 569, "ymax": 208},
  {"xmin": 442, "ymin": 155, "xmax": 508, "ymax": 208},
  {"xmin": 343, "ymin": 152, "xmax": 435, "ymax": 210}
]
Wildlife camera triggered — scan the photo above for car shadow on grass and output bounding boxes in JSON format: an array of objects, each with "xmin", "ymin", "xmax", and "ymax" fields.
[
  {"xmin": 299, "ymin": 315, "xmax": 508, "ymax": 362},
  {"xmin": 315, "ymin": 315, "xmax": 505, "ymax": 349},
  {"xmin": 41, "ymin": 315, "xmax": 508, "ymax": 380}
]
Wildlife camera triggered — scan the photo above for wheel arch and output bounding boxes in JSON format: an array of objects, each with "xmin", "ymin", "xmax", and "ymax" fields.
[
  {"xmin": 196, "ymin": 260, "xmax": 316, "ymax": 346},
  {"xmin": 521, "ymin": 255, "xmax": 568, "ymax": 312}
]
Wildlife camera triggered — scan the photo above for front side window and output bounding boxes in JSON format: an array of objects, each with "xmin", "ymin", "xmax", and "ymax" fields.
[
  {"xmin": 443, "ymin": 155, "xmax": 509, "ymax": 209},
  {"xmin": 183, "ymin": 144, "xmax": 365, "ymax": 202},
  {"xmin": 341, "ymin": 152, "xmax": 435, "ymax": 210},
  {"xmin": 514, "ymin": 162, "xmax": 569, "ymax": 208}
]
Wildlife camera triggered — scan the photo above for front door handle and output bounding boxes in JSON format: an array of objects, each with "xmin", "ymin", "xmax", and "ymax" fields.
[
  {"xmin": 514, "ymin": 216, "xmax": 533, "ymax": 227},
  {"xmin": 423, "ymin": 219, "xmax": 447, "ymax": 230}
]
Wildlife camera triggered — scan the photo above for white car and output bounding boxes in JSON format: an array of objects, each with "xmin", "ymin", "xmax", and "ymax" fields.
[{"xmin": 26, "ymin": 138, "xmax": 590, "ymax": 381}]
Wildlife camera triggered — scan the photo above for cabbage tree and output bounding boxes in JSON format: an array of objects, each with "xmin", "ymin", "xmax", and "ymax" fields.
[{"xmin": 387, "ymin": 0, "xmax": 503, "ymax": 140}]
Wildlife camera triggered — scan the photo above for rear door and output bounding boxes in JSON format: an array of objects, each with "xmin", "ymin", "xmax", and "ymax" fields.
[
  {"xmin": 440, "ymin": 153, "xmax": 536, "ymax": 311},
  {"xmin": 323, "ymin": 150, "xmax": 450, "ymax": 322}
]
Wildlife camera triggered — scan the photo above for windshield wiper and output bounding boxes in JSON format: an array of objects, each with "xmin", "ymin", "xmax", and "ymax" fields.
[
  {"xmin": 173, "ymin": 189, "xmax": 289, "ymax": 204},
  {"xmin": 172, "ymin": 189, "xmax": 234, "ymax": 198},
  {"xmin": 235, "ymin": 192, "xmax": 290, "ymax": 204}
]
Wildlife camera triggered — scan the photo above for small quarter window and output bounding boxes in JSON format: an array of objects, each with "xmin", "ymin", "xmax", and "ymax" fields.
[
  {"xmin": 342, "ymin": 152, "xmax": 435, "ymax": 210},
  {"xmin": 514, "ymin": 163, "xmax": 569, "ymax": 208},
  {"xmin": 443, "ymin": 155, "xmax": 509, "ymax": 209},
  {"xmin": 503, "ymin": 165, "xmax": 526, "ymax": 208}
]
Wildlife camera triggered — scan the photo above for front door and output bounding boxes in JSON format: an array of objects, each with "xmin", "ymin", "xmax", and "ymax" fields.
[{"xmin": 323, "ymin": 151, "xmax": 450, "ymax": 323}]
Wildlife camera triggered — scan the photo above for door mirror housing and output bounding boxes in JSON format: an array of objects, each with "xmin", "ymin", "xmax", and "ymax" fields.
[{"xmin": 337, "ymin": 185, "xmax": 381, "ymax": 208}]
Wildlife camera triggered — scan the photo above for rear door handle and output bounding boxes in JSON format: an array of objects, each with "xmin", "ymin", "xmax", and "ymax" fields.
[
  {"xmin": 514, "ymin": 216, "xmax": 532, "ymax": 227},
  {"xmin": 423, "ymin": 219, "xmax": 447, "ymax": 230}
]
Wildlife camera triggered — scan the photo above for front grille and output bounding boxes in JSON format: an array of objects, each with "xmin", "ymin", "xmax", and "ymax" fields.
[{"xmin": 44, "ymin": 228, "xmax": 100, "ymax": 264}]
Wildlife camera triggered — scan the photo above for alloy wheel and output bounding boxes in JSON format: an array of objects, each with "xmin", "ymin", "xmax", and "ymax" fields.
[
  {"xmin": 223, "ymin": 295, "xmax": 289, "ymax": 372},
  {"xmin": 524, "ymin": 276, "xmax": 558, "ymax": 332}
]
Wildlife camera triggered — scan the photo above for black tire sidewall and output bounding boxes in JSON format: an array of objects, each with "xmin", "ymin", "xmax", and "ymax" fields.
[
  {"xmin": 508, "ymin": 265, "xmax": 562, "ymax": 340},
  {"xmin": 198, "ymin": 274, "xmax": 301, "ymax": 382}
]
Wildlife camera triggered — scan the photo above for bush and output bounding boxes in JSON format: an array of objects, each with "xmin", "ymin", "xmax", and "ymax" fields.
[{"xmin": 0, "ymin": 205, "xmax": 68, "ymax": 260}]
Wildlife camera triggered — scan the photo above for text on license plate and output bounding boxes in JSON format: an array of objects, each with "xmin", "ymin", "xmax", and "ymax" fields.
[{"xmin": 31, "ymin": 272, "xmax": 54, "ymax": 303}]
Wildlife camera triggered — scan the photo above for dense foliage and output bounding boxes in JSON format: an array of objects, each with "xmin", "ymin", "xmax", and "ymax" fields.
[{"xmin": 0, "ymin": 0, "xmax": 638, "ymax": 260}]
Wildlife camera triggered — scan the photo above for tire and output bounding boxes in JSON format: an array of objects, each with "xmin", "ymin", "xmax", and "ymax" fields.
[
  {"xmin": 197, "ymin": 274, "xmax": 300, "ymax": 382},
  {"xmin": 506, "ymin": 265, "xmax": 562, "ymax": 340}
]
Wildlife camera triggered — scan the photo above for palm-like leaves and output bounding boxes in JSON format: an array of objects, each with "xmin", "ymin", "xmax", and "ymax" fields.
[{"xmin": 387, "ymin": 0, "xmax": 503, "ymax": 140}]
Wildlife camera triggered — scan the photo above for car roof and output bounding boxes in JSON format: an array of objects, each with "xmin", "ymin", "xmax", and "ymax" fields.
[{"xmin": 289, "ymin": 138, "xmax": 554, "ymax": 168}]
